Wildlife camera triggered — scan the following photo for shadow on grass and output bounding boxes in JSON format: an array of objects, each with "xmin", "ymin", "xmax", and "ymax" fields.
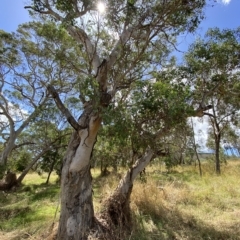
[
  {"xmin": 131, "ymin": 204, "xmax": 239, "ymax": 240},
  {"xmin": 0, "ymin": 206, "xmax": 34, "ymax": 231},
  {"xmin": 0, "ymin": 183, "xmax": 60, "ymax": 232},
  {"xmin": 20, "ymin": 183, "xmax": 59, "ymax": 202}
]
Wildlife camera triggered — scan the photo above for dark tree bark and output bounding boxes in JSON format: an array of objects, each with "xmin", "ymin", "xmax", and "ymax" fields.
[
  {"xmin": 215, "ymin": 132, "xmax": 221, "ymax": 175},
  {"xmin": 46, "ymin": 158, "xmax": 56, "ymax": 184},
  {"xmin": 0, "ymin": 171, "xmax": 17, "ymax": 191},
  {"xmin": 98, "ymin": 149, "xmax": 154, "ymax": 238}
]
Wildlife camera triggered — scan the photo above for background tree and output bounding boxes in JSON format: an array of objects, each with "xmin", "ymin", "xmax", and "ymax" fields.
[
  {"xmin": 183, "ymin": 27, "xmax": 240, "ymax": 174},
  {"xmin": 0, "ymin": 22, "xmax": 82, "ymax": 173}
]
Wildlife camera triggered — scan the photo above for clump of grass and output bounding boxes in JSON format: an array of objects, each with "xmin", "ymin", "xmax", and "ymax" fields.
[{"xmin": 92, "ymin": 171, "xmax": 120, "ymax": 212}]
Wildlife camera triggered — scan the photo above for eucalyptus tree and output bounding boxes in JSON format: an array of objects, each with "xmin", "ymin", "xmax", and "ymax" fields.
[
  {"xmin": 25, "ymin": 0, "xmax": 211, "ymax": 238},
  {"xmin": 0, "ymin": 22, "xmax": 82, "ymax": 170},
  {"xmin": 183, "ymin": 27, "xmax": 240, "ymax": 174},
  {"xmin": 0, "ymin": 29, "xmax": 50, "ymax": 169},
  {"xmin": 15, "ymin": 104, "xmax": 72, "ymax": 184}
]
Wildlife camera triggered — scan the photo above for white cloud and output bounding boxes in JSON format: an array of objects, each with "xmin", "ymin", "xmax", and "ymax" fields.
[
  {"xmin": 221, "ymin": 0, "xmax": 231, "ymax": 5},
  {"xmin": 190, "ymin": 116, "xmax": 210, "ymax": 152}
]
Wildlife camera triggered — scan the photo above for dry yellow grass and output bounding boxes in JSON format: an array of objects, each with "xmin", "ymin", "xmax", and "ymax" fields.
[{"xmin": 130, "ymin": 160, "xmax": 240, "ymax": 239}]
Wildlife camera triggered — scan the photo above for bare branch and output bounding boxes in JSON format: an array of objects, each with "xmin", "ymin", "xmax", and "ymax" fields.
[
  {"xmin": 13, "ymin": 142, "xmax": 35, "ymax": 150},
  {"xmin": 24, "ymin": 6, "xmax": 51, "ymax": 14},
  {"xmin": 68, "ymin": 26, "xmax": 100, "ymax": 72},
  {"xmin": 203, "ymin": 112, "xmax": 215, "ymax": 118},
  {"xmin": 47, "ymin": 85, "xmax": 81, "ymax": 131}
]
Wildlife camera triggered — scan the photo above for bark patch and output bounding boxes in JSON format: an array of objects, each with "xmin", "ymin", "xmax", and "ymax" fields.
[
  {"xmin": 94, "ymin": 190, "xmax": 132, "ymax": 240},
  {"xmin": 0, "ymin": 171, "xmax": 17, "ymax": 191}
]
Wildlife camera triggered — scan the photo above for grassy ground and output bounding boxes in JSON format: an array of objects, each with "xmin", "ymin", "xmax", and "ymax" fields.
[
  {"xmin": 0, "ymin": 173, "xmax": 60, "ymax": 240},
  {"xmin": 1, "ymin": 160, "xmax": 240, "ymax": 239}
]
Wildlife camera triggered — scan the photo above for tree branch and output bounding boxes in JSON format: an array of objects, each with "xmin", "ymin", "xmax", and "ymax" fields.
[
  {"xmin": 25, "ymin": 1, "xmax": 100, "ymax": 73},
  {"xmin": 47, "ymin": 85, "xmax": 81, "ymax": 131},
  {"xmin": 203, "ymin": 112, "xmax": 215, "ymax": 118},
  {"xmin": 194, "ymin": 104, "xmax": 213, "ymax": 117},
  {"xmin": 13, "ymin": 142, "xmax": 35, "ymax": 150}
]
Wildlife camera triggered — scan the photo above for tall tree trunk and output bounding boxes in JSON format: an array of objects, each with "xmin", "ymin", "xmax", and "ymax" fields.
[
  {"xmin": 213, "ymin": 116, "xmax": 221, "ymax": 175},
  {"xmin": 57, "ymin": 110, "xmax": 101, "ymax": 240}
]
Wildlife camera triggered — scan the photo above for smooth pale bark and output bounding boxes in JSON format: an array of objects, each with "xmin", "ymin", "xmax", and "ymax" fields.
[
  {"xmin": 0, "ymin": 133, "xmax": 17, "ymax": 166},
  {"xmin": 57, "ymin": 109, "xmax": 101, "ymax": 240},
  {"xmin": 117, "ymin": 149, "xmax": 154, "ymax": 195},
  {"xmin": 0, "ymin": 97, "xmax": 48, "ymax": 166},
  {"xmin": 213, "ymin": 117, "xmax": 222, "ymax": 175}
]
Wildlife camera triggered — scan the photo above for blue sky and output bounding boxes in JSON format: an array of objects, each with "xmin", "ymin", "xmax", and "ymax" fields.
[
  {"xmin": 0, "ymin": 0, "xmax": 29, "ymax": 32},
  {"xmin": 177, "ymin": 0, "xmax": 240, "ymax": 53},
  {"xmin": 0, "ymin": 0, "xmax": 240, "ymax": 32},
  {"xmin": 0, "ymin": 0, "xmax": 240, "ymax": 46}
]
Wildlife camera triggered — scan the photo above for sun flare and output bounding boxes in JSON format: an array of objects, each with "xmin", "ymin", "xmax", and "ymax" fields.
[{"xmin": 97, "ymin": 2, "xmax": 105, "ymax": 13}]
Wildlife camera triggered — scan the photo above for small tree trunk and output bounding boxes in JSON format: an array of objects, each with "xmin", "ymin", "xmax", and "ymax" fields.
[
  {"xmin": 46, "ymin": 159, "xmax": 56, "ymax": 184},
  {"xmin": 190, "ymin": 118, "xmax": 202, "ymax": 176},
  {"xmin": 215, "ymin": 135, "xmax": 221, "ymax": 175},
  {"xmin": 17, "ymin": 149, "xmax": 50, "ymax": 184},
  {"xmin": 57, "ymin": 112, "xmax": 101, "ymax": 240},
  {"xmin": 100, "ymin": 149, "xmax": 154, "ymax": 236}
]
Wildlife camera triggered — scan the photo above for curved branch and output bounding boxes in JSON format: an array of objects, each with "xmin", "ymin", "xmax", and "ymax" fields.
[
  {"xmin": 47, "ymin": 85, "xmax": 81, "ymax": 131},
  {"xmin": 13, "ymin": 142, "xmax": 35, "ymax": 150},
  {"xmin": 204, "ymin": 112, "xmax": 215, "ymax": 118}
]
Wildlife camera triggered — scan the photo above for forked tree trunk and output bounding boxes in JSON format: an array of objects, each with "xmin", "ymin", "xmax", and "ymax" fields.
[
  {"xmin": 57, "ymin": 108, "xmax": 101, "ymax": 240},
  {"xmin": 99, "ymin": 149, "xmax": 154, "ymax": 237}
]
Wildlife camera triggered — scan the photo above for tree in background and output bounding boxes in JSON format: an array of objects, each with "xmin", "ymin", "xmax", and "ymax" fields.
[
  {"xmin": 183, "ymin": 27, "xmax": 240, "ymax": 174},
  {"xmin": 0, "ymin": 22, "xmax": 81, "ymax": 173}
]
